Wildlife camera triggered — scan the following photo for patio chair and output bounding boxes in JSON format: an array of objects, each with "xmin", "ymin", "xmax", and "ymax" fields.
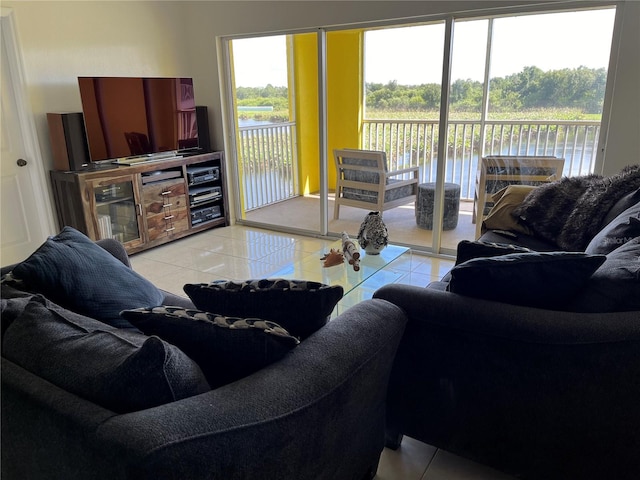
[
  {"xmin": 333, "ymin": 148, "xmax": 419, "ymax": 219},
  {"xmin": 473, "ymin": 155, "xmax": 565, "ymax": 238}
]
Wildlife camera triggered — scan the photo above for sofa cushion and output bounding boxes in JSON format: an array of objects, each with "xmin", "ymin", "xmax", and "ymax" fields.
[
  {"xmin": 448, "ymin": 251, "xmax": 606, "ymax": 309},
  {"xmin": 567, "ymin": 238, "xmax": 640, "ymax": 312},
  {"xmin": 455, "ymin": 240, "xmax": 532, "ymax": 265},
  {"xmin": 600, "ymin": 187, "xmax": 640, "ymax": 228},
  {"xmin": 478, "ymin": 230, "xmax": 560, "ymax": 252},
  {"xmin": 585, "ymin": 202, "xmax": 640, "ymax": 254},
  {"xmin": 183, "ymin": 279, "xmax": 343, "ymax": 339},
  {"xmin": 482, "ymin": 184, "xmax": 537, "ymax": 235},
  {"xmin": 121, "ymin": 306, "xmax": 300, "ymax": 388},
  {"xmin": 11, "ymin": 227, "xmax": 164, "ymax": 329},
  {"xmin": 2, "ymin": 295, "xmax": 210, "ymax": 413},
  {"xmin": 0, "ymin": 283, "xmax": 35, "ymax": 337}
]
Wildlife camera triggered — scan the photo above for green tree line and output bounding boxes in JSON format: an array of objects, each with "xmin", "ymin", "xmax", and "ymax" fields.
[
  {"xmin": 236, "ymin": 65, "xmax": 607, "ymax": 115},
  {"xmin": 236, "ymin": 85, "xmax": 289, "ymax": 110},
  {"xmin": 368, "ymin": 65, "xmax": 607, "ymax": 113}
]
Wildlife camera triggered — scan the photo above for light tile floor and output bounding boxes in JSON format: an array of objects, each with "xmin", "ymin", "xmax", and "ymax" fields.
[{"xmin": 129, "ymin": 224, "xmax": 516, "ymax": 480}]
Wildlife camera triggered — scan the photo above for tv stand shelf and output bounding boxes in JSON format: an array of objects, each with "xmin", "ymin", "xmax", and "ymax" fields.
[{"xmin": 50, "ymin": 151, "xmax": 228, "ymax": 254}]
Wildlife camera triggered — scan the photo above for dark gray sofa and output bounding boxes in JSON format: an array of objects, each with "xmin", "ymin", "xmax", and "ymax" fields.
[
  {"xmin": 374, "ymin": 173, "xmax": 640, "ymax": 480},
  {"xmin": 1, "ymin": 238, "xmax": 408, "ymax": 480}
]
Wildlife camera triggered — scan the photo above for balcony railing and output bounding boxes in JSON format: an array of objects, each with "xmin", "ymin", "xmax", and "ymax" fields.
[
  {"xmin": 363, "ymin": 119, "xmax": 600, "ymax": 200},
  {"xmin": 238, "ymin": 119, "xmax": 600, "ymax": 210},
  {"xmin": 238, "ymin": 122, "xmax": 298, "ymax": 211}
]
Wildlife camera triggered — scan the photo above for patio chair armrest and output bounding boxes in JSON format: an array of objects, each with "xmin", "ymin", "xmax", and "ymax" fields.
[{"xmin": 386, "ymin": 166, "xmax": 419, "ymax": 178}]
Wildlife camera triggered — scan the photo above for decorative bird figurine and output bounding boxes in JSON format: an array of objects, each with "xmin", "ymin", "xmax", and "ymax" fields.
[{"xmin": 357, "ymin": 211, "xmax": 388, "ymax": 255}]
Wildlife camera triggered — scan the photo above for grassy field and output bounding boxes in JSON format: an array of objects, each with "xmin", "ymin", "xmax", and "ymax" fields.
[{"xmin": 240, "ymin": 107, "xmax": 601, "ymax": 124}]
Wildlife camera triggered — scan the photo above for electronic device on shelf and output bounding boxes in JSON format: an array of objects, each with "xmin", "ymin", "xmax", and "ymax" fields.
[
  {"xmin": 187, "ymin": 165, "xmax": 219, "ymax": 185},
  {"xmin": 94, "ymin": 184, "xmax": 125, "ymax": 202},
  {"xmin": 141, "ymin": 170, "xmax": 183, "ymax": 184},
  {"xmin": 78, "ymin": 77, "xmax": 200, "ymax": 165},
  {"xmin": 113, "ymin": 153, "xmax": 183, "ymax": 166},
  {"xmin": 190, "ymin": 205, "xmax": 222, "ymax": 225},
  {"xmin": 189, "ymin": 185, "xmax": 222, "ymax": 206}
]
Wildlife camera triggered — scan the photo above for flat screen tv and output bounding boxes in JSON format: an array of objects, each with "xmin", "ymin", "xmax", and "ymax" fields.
[{"xmin": 78, "ymin": 77, "xmax": 200, "ymax": 163}]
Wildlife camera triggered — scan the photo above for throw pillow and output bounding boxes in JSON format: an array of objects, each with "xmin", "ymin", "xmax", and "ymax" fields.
[
  {"xmin": 585, "ymin": 202, "xmax": 640, "ymax": 254},
  {"xmin": 2, "ymin": 296, "xmax": 210, "ymax": 413},
  {"xmin": 455, "ymin": 240, "xmax": 533, "ymax": 266},
  {"xmin": 11, "ymin": 226, "xmax": 164, "ymax": 329},
  {"xmin": 448, "ymin": 251, "xmax": 606, "ymax": 309},
  {"xmin": 600, "ymin": 187, "xmax": 640, "ymax": 228},
  {"xmin": 482, "ymin": 185, "xmax": 537, "ymax": 235},
  {"xmin": 120, "ymin": 306, "xmax": 300, "ymax": 389},
  {"xmin": 183, "ymin": 279, "xmax": 344, "ymax": 339},
  {"xmin": 512, "ymin": 175, "xmax": 600, "ymax": 246},
  {"xmin": 512, "ymin": 165, "xmax": 640, "ymax": 250},
  {"xmin": 567, "ymin": 237, "xmax": 640, "ymax": 312}
]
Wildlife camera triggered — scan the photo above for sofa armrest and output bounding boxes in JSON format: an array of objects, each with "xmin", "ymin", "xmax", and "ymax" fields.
[
  {"xmin": 374, "ymin": 283, "xmax": 640, "ymax": 344},
  {"xmin": 96, "ymin": 238, "xmax": 131, "ymax": 267}
]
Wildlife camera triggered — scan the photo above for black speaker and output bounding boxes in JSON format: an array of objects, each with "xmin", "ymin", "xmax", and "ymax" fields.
[
  {"xmin": 196, "ymin": 105, "xmax": 211, "ymax": 152},
  {"xmin": 47, "ymin": 112, "xmax": 90, "ymax": 171}
]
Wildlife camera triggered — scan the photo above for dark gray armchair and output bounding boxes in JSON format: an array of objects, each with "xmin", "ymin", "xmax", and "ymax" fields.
[{"xmin": 374, "ymin": 283, "xmax": 640, "ymax": 480}]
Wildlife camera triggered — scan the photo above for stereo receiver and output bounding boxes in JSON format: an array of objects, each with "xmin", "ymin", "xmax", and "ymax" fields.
[
  {"xmin": 189, "ymin": 185, "xmax": 222, "ymax": 206},
  {"xmin": 187, "ymin": 165, "xmax": 219, "ymax": 185},
  {"xmin": 191, "ymin": 205, "xmax": 222, "ymax": 225}
]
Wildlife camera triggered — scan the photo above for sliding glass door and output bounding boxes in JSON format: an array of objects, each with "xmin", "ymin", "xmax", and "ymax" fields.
[
  {"xmin": 220, "ymin": 5, "xmax": 616, "ymax": 255},
  {"xmin": 227, "ymin": 33, "xmax": 322, "ymax": 235},
  {"xmin": 359, "ymin": 7, "xmax": 615, "ymax": 253}
]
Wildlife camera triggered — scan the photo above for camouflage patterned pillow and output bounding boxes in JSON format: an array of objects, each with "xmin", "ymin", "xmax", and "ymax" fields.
[
  {"xmin": 121, "ymin": 306, "xmax": 299, "ymax": 388},
  {"xmin": 183, "ymin": 279, "xmax": 343, "ymax": 340}
]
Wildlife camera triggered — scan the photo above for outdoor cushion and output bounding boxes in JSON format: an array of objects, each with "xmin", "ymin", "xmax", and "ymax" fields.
[
  {"xmin": 121, "ymin": 306, "xmax": 299, "ymax": 388},
  {"xmin": 482, "ymin": 184, "xmax": 537, "ymax": 235},
  {"xmin": 11, "ymin": 227, "xmax": 164, "ymax": 329},
  {"xmin": 448, "ymin": 251, "xmax": 606, "ymax": 309},
  {"xmin": 341, "ymin": 154, "xmax": 414, "ymax": 204},
  {"xmin": 2, "ymin": 295, "xmax": 210, "ymax": 413},
  {"xmin": 183, "ymin": 279, "xmax": 343, "ymax": 339}
]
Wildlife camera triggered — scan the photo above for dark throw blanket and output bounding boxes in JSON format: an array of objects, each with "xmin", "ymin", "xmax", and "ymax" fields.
[{"xmin": 513, "ymin": 164, "xmax": 640, "ymax": 251}]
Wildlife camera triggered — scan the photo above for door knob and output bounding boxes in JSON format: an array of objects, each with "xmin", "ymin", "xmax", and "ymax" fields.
[{"xmin": 16, "ymin": 158, "xmax": 27, "ymax": 167}]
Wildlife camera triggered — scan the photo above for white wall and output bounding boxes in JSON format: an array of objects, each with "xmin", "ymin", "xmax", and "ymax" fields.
[
  {"xmin": 5, "ymin": 0, "xmax": 638, "ymax": 176},
  {"xmin": 5, "ymin": 1, "xmax": 193, "ymax": 166},
  {"xmin": 601, "ymin": 0, "xmax": 640, "ymax": 175}
]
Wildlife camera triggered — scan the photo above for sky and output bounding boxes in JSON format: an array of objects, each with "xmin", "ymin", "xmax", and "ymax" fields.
[{"xmin": 232, "ymin": 7, "xmax": 616, "ymax": 88}]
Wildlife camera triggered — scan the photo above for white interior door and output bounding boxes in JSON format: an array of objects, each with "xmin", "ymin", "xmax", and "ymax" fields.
[{"xmin": 1, "ymin": 9, "xmax": 54, "ymax": 266}]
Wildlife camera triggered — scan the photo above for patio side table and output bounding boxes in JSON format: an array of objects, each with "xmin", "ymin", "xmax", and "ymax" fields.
[{"xmin": 415, "ymin": 182, "xmax": 460, "ymax": 230}]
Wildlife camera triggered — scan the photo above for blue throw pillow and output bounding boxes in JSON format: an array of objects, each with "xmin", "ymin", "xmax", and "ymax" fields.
[
  {"xmin": 448, "ymin": 251, "xmax": 606, "ymax": 309},
  {"xmin": 11, "ymin": 227, "xmax": 164, "ymax": 328}
]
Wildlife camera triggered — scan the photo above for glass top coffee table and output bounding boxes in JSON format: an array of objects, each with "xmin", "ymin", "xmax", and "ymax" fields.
[{"xmin": 269, "ymin": 239, "xmax": 410, "ymax": 313}]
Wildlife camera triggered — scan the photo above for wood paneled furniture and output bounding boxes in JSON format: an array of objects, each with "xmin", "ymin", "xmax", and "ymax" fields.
[
  {"xmin": 50, "ymin": 151, "xmax": 228, "ymax": 254},
  {"xmin": 473, "ymin": 155, "xmax": 565, "ymax": 238}
]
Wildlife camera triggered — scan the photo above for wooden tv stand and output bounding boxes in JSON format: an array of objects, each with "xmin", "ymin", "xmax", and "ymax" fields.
[{"xmin": 50, "ymin": 151, "xmax": 228, "ymax": 255}]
